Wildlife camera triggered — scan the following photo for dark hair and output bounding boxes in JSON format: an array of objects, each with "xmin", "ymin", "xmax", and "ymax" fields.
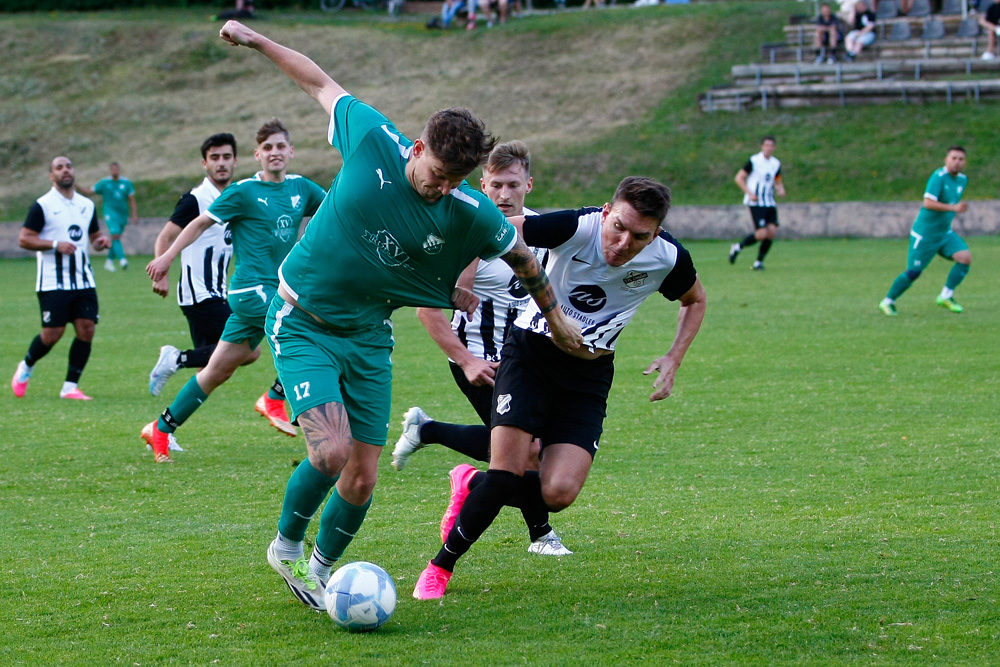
[
  {"xmin": 423, "ymin": 108, "xmax": 498, "ymax": 177},
  {"xmin": 947, "ymin": 145, "xmax": 967, "ymax": 154},
  {"xmin": 485, "ymin": 140, "xmax": 530, "ymax": 176},
  {"xmin": 761, "ymin": 135, "xmax": 777, "ymax": 145},
  {"xmin": 612, "ymin": 176, "xmax": 672, "ymax": 223},
  {"xmin": 256, "ymin": 118, "xmax": 290, "ymax": 146},
  {"xmin": 201, "ymin": 133, "xmax": 238, "ymax": 159}
]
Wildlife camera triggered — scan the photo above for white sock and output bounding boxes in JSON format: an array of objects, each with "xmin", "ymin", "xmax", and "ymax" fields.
[
  {"xmin": 273, "ymin": 532, "xmax": 304, "ymax": 561},
  {"xmin": 61, "ymin": 381, "xmax": 77, "ymax": 394},
  {"xmin": 309, "ymin": 549, "xmax": 336, "ymax": 583},
  {"xmin": 939, "ymin": 287, "xmax": 954, "ymax": 300},
  {"xmin": 881, "ymin": 297, "xmax": 895, "ymax": 305}
]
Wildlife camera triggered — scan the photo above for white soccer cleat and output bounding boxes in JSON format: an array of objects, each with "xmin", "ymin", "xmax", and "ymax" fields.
[
  {"xmin": 528, "ymin": 530, "xmax": 573, "ymax": 556},
  {"xmin": 267, "ymin": 539, "xmax": 326, "ymax": 612},
  {"xmin": 149, "ymin": 345, "xmax": 181, "ymax": 397},
  {"xmin": 391, "ymin": 406, "xmax": 431, "ymax": 471},
  {"xmin": 104, "ymin": 258, "xmax": 116, "ymax": 272}
]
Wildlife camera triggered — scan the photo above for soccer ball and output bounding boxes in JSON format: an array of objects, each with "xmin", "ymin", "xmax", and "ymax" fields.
[{"xmin": 325, "ymin": 561, "xmax": 397, "ymax": 631}]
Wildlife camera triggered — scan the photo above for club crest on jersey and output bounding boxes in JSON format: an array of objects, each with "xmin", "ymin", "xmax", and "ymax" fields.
[
  {"xmin": 496, "ymin": 394, "xmax": 512, "ymax": 415},
  {"xmin": 291, "ymin": 195, "xmax": 301, "ymax": 209},
  {"xmin": 623, "ymin": 270, "xmax": 648, "ymax": 289},
  {"xmin": 568, "ymin": 285, "xmax": 607, "ymax": 314},
  {"xmin": 274, "ymin": 215, "xmax": 295, "ymax": 242},
  {"xmin": 68, "ymin": 224, "xmax": 84, "ymax": 242},
  {"xmin": 363, "ymin": 229, "xmax": 412, "ymax": 269},
  {"xmin": 422, "ymin": 234, "xmax": 444, "ymax": 255}
]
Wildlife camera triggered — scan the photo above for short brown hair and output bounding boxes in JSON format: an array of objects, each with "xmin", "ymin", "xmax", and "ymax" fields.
[
  {"xmin": 423, "ymin": 108, "xmax": 498, "ymax": 177},
  {"xmin": 256, "ymin": 117, "xmax": 290, "ymax": 145},
  {"xmin": 611, "ymin": 176, "xmax": 672, "ymax": 223},
  {"xmin": 485, "ymin": 140, "xmax": 530, "ymax": 176}
]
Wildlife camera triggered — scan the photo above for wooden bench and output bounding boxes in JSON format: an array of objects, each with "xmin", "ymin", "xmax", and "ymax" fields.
[{"xmin": 732, "ymin": 57, "xmax": 1000, "ymax": 85}]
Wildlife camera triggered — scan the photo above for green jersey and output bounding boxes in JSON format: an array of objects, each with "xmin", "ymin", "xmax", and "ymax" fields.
[
  {"xmin": 279, "ymin": 95, "xmax": 517, "ymax": 329},
  {"xmin": 912, "ymin": 167, "xmax": 968, "ymax": 238},
  {"xmin": 93, "ymin": 177, "xmax": 135, "ymax": 222},
  {"xmin": 206, "ymin": 173, "xmax": 326, "ymax": 293}
]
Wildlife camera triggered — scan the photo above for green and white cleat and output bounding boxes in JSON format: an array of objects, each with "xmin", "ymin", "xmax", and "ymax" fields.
[
  {"xmin": 878, "ymin": 299, "xmax": 897, "ymax": 317},
  {"xmin": 391, "ymin": 406, "xmax": 431, "ymax": 471},
  {"xmin": 267, "ymin": 540, "xmax": 326, "ymax": 612},
  {"xmin": 936, "ymin": 296, "xmax": 963, "ymax": 313}
]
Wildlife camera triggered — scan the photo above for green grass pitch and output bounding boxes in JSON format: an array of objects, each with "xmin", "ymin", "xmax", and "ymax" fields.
[{"xmin": 1, "ymin": 237, "xmax": 998, "ymax": 665}]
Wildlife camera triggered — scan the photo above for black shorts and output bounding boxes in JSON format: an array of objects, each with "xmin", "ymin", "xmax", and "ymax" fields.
[
  {"xmin": 748, "ymin": 205, "xmax": 779, "ymax": 229},
  {"xmin": 180, "ymin": 298, "xmax": 231, "ymax": 349},
  {"xmin": 491, "ymin": 327, "xmax": 614, "ymax": 458},
  {"xmin": 37, "ymin": 288, "xmax": 99, "ymax": 328},
  {"xmin": 449, "ymin": 361, "xmax": 494, "ymax": 427}
]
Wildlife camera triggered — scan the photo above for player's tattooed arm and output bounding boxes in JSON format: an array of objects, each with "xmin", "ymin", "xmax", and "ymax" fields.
[{"xmin": 297, "ymin": 402, "xmax": 354, "ymax": 477}]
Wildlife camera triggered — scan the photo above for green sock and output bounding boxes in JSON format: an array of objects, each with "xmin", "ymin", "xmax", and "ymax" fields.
[
  {"xmin": 156, "ymin": 375, "xmax": 208, "ymax": 433},
  {"xmin": 278, "ymin": 460, "xmax": 338, "ymax": 542},
  {"xmin": 110, "ymin": 239, "xmax": 124, "ymax": 260},
  {"xmin": 945, "ymin": 262, "xmax": 970, "ymax": 290},
  {"xmin": 887, "ymin": 272, "xmax": 914, "ymax": 300},
  {"xmin": 315, "ymin": 488, "xmax": 372, "ymax": 562}
]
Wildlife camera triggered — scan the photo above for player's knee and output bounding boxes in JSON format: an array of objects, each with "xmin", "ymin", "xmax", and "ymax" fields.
[
  {"xmin": 905, "ymin": 269, "xmax": 922, "ymax": 281},
  {"xmin": 40, "ymin": 328, "xmax": 65, "ymax": 346},
  {"xmin": 542, "ymin": 481, "xmax": 582, "ymax": 513},
  {"xmin": 952, "ymin": 251, "xmax": 972, "ymax": 266},
  {"xmin": 242, "ymin": 347, "xmax": 262, "ymax": 366},
  {"xmin": 337, "ymin": 468, "xmax": 377, "ymax": 500}
]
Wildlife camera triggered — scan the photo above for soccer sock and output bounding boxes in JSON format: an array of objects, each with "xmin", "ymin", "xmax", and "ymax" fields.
[
  {"xmin": 110, "ymin": 240, "xmax": 124, "ymax": 261},
  {"xmin": 510, "ymin": 471, "xmax": 553, "ymax": 541},
  {"xmin": 419, "ymin": 421, "xmax": 491, "ymax": 462},
  {"xmin": 314, "ymin": 488, "xmax": 372, "ymax": 562},
  {"xmin": 432, "ymin": 469, "xmax": 521, "ymax": 572},
  {"xmin": 740, "ymin": 233, "xmax": 758, "ymax": 248},
  {"xmin": 178, "ymin": 345, "xmax": 214, "ymax": 369},
  {"xmin": 757, "ymin": 239, "xmax": 773, "ymax": 262},
  {"xmin": 25, "ymin": 335, "xmax": 52, "ymax": 367},
  {"xmin": 278, "ymin": 459, "xmax": 339, "ymax": 542},
  {"xmin": 945, "ymin": 262, "xmax": 970, "ymax": 291},
  {"xmin": 309, "ymin": 548, "xmax": 337, "ymax": 583},
  {"xmin": 156, "ymin": 375, "xmax": 208, "ymax": 434},
  {"xmin": 272, "ymin": 531, "xmax": 304, "ymax": 562},
  {"xmin": 887, "ymin": 272, "xmax": 915, "ymax": 300},
  {"xmin": 65, "ymin": 338, "xmax": 91, "ymax": 383},
  {"xmin": 267, "ymin": 379, "xmax": 285, "ymax": 401}
]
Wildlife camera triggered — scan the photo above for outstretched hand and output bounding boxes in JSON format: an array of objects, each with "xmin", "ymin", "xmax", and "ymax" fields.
[{"xmin": 643, "ymin": 355, "xmax": 679, "ymax": 402}]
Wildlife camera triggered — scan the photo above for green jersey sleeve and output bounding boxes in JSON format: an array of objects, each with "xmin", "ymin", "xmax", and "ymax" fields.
[
  {"xmin": 303, "ymin": 178, "xmax": 327, "ymax": 216},
  {"xmin": 923, "ymin": 170, "xmax": 944, "ymax": 201},
  {"xmin": 463, "ymin": 188, "xmax": 518, "ymax": 261},
  {"xmin": 124, "ymin": 179, "xmax": 135, "ymax": 197},
  {"xmin": 328, "ymin": 95, "xmax": 394, "ymax": 162},
  {"xmin": 93, "ymin": 179, "xmax": 110, "ymax": 197},
  {"xmin": 206, "ymin": 182, "xmax": 245, "ymax": 226}
]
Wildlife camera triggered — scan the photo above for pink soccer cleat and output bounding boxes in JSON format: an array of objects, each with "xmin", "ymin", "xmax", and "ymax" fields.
[
  {"xmin": 11, "ymin": 361, "xmax": 31, "ymax": 398},
  {"xmin": 255, "ymin": 393, "xmax": 297, "ymax": 437},
  {"xmin": 141, "ymin": 420, "xmax": 172, "ymax": 463},
  {"xmin": 59, "ymin": 387, "xmax": 92, "ymax": 400},
  {"xmin": 412, "ymin": 561, "xmax": 452, "ymax": 600},
  {"xmin": 440, "ymin": 464, "xmax": 479, "ymax": 543}
]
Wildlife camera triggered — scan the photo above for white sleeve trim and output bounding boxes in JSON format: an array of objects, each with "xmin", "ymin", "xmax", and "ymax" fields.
[
  {"xmin": 482, "ymin": 230, "xmax": 518, "ymax": 262},
  {"xmin": 923, "ymin": 193, "xmax": 939, "ymax": 201},
  {"xmin": 206, "ymin": 210, "xmax": 224, "ymax": 224},
  {"xmin": 327, "ymin": 93, "xmax": 352, "ymax": 146}
]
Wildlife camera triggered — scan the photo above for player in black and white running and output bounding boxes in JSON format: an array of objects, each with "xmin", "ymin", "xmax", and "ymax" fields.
[
  {"xmin": 391, "ymin": 140, "xmax": 570, "ymax": 557},
  {"xmin": 11, "ymin": 156, "xmax": 111, "ymax": 400},
  {"xmin": 729, "ymin": 135, "xmax": 785, "ymax": 271},
  {"xmin": 148, "ymin": 134, "xmax": 241, "ymax": 399},
  {"xmin": 413, "ymin": 176, "xmax": 707, "ymax": 600}
]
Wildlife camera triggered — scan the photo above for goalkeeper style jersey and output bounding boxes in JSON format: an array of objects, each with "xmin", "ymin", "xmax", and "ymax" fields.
[{"xmin": 278, "ymin": 94, "xmax": 517, "ymax": 330}]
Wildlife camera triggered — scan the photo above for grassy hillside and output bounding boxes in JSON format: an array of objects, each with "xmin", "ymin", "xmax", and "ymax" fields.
[{"xmin": 2, "ymin": 3, "xmax": 998, "ymax": 222}]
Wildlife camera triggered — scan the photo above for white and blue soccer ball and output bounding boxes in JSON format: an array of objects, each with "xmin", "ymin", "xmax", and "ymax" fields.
[{"xmin": 325, "ymin": 561, "xmax": 397, "ymax": 631}]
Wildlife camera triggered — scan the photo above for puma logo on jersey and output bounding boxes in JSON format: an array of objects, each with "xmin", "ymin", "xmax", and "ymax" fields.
[
  {"xmin": 258, "ymin": 197, "xmax": 268, "ymax": 206},
  {"xmin": 377, "ymin": 169, "xmax": 392, "ymax": 189},
  {"xmin": 496, "ymin": 393, "xmax": 512, "ymax": 415}
]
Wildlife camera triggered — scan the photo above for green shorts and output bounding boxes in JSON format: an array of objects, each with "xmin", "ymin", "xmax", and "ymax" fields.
[
  {"xmin": 906, "ymin": 229, "xmax": 968, "ymax": 272},
  {"xmin": 220, "ymin": 285, "xmax": 273, "ymax": 351},
  {"xmin": 104, "ymin": 214, "xmax": 128, "ymax": 236},
  {"xmin": 266, "ymin": 295, "xmax": 394, "ymax": 446}
]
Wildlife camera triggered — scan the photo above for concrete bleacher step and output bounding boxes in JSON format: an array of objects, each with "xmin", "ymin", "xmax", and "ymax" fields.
[
  {"xmin": 732, "ymin": 58, "xmax": 1000, "ymax": 86},
  {"xmin": 782, "ymin": 13, "xmax": 969, "ymax": 45},
  {"xmin": 699, "ymin": 78, "xmax": 1000, "ymax": 111},
  {"xmin": 761, "ymin": 37, "xmax": 984, "ymax": 63}
]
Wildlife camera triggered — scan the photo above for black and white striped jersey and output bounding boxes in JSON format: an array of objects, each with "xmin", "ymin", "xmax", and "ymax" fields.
[
  {"xmin": 169, "ymin": 178, "xmax": 232, "ymax": 306},
  {"xmin": 449, "ymin": 208, "xmax": 542, "ymax": 362},
  {"xmin": 741, "ymin": 152, "xmax": 782, "ymax": 207},
  {"xmin": 515, "ymin": 208, "xmax": 697, "ymax": 353},
  {"xmin": 23, "ymin": 188, "xmax": 99, "ymax": 292}
]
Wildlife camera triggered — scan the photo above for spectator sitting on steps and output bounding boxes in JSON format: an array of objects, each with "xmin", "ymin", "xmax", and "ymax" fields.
[
  {"xmin": 814, "ymin": 3, "xmax": 844, "ymax": 64},
  {"xmin": 844, "ymin": 0, "xmax": 877, "ymax": 61},
  {"xmin": 978, "ymin": 0, "xmax": 1000, "ymax": 60}
]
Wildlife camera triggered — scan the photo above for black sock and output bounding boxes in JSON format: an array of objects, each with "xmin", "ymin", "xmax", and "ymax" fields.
[
  {"xmin": 66, "ymin": 338, "xmax": 92, "ymax": 383},
  {"xmin": 510, "ymin": 471, "xmax": 553, "ymax": 541},
  {"xmin": 758, "ymin": 239, "xmax": 773, "ymax": 262},
  {"xmin": 25, "ymin": 335, "xmax": 52, "ymax": 366},
  {"xmin": 432, "ymin": 469, "xmax": 521, "ymax": 572},
  {"xmin": 270, "ymin": 378, "xmax": 285, "ymax": 398},
  {"xmin": 741, "ymin": 233, "xmax": 758, "ymax": 248},
  {"xmin": 178, "ymin": 345, "xmax": 215, "ymax": 369},
  {"xmin": 420, "ymin": 421, "xmax": 491, "ymax": 462}
]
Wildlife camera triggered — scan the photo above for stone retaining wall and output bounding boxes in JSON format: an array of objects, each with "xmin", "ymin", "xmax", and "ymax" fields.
[{"xmin": 2, "ymin": 200, "xmax": 997, "ymax": 258}]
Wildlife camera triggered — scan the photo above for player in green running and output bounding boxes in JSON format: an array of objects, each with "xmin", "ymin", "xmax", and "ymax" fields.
[
  {"xmin": 218, "ymin": 20, "xmax": 583, "ymax": 613},
  {"xmin": 142, "ymin": 118, "xmax": 327, "ymax": 463},
  {"xmin": 79, "ymin": 162, "xmax": 137, "ymax": 272},
  {"xmin": 880, "ymin": 146, "xmax": 972, "ymax": 316}
]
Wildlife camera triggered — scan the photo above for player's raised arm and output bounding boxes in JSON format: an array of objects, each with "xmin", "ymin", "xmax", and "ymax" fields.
[
  {"xmin": 643, "ymin": 276, "xmax": 706, "ymax": 402},
  {"xmin": 146, "ymin": 213, "xmax": 215, "ymax": 283},
  {"xmin": 219, "ymin": 21, "xmax": 346, "ymax": 115},
  {"xmin": 501, "ymin": 237, "xmax": 582, "ymax": 353}
]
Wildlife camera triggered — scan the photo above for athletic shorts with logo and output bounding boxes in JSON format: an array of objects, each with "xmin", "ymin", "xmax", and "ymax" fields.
[
  {"xmin": 491, "ymin": 327, "xmax": 613, "ymax": 458},
  {"xmin": 449, "ymin": 360, "xmax": 493, "ymax": 427},
  {"xmin": 906, "ymin": 229, "xmax": 968, "ymax": 273},
  {"xmin": 181, "ymin": 297, "xmax": 232, "ymax": 349},
  {"xmin": 266, "ymin": 295, "xmax": 394, "ymax": 446},
  {"xmin": 220, "ymin": 285, "xmax": 274, "ymax": 350},
  {"xmin": 37, "ymin": 288, "xmax": 99, "ymax": 328},
  {"xmin": 748, "ymin": 205, "xmax": 779, "ymax": 229}
]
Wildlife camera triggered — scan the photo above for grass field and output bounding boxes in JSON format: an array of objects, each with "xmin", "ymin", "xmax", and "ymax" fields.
[{"xmin": 1, "ymin": 237, "xmax": 997, "ymax": 665}]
